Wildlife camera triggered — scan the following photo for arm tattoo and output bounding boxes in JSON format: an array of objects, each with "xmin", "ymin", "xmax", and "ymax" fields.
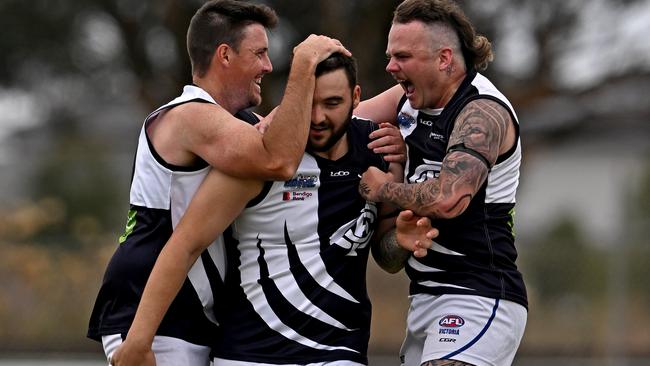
[
  {"xmin": 376, "ymin": 99, "xmax": 509, "ymax": 219},
  {"xmin": 372, "ymin": 228, "xmax": 409, "ymax": 274},
  {"xmin": 449, "ymin": 98, "xmax": 511, "ymax": 164}
]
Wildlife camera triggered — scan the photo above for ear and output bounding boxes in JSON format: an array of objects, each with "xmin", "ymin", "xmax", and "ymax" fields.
[
  {"xmin": 351, "ymin": 85, "xmax": 361, "ymax": 109},
  {"xmin": 214, "ymin": 43, "xmax": 232, "ymax": 67},
  {"xmin": 438, "ymin": 47, "xmax": 453, "ymax": 71}
]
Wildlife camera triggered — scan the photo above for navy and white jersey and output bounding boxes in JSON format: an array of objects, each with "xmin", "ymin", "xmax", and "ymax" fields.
[
  {"xmin": 398, "ymin": 70, "xmax": 528, "ymax": 308},
  {"xmin": 88, "ymin": 85, "xmax": 258, "ymax": 345},
  {"xmin": 212, "ymin": 117, "xmax": 388, "ymax": 365}
]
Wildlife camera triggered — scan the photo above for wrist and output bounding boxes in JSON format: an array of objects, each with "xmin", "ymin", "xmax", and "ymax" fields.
[{"xmin": 377, "ymin": 181, "xmax": 392, "ymax": 202}]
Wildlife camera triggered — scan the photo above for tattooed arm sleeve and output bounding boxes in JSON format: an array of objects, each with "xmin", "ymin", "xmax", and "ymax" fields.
[
  {"xmin": 372, "ymin": 228, "xmax": 410, "ymax": 274},
  {"xmin": 375, "ymin": 99, "xmax": 513, "ymax": 219}
]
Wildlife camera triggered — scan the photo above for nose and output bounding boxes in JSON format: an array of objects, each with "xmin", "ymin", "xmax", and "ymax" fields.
[
  {"xmin": 385, "ymin": 57, "xmax": 398, "ymax": 73},
  {"xmin": 311, "ymin": 105, "xmax": 325, "ymax": 125},
  {"xmin": 263, "ymin": 54, "xmax": 273, "ymax": 74}
]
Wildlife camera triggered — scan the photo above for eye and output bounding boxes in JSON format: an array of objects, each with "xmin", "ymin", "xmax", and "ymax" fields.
[{"xmin": 325, "ymin": 100, "xmax": 342, "ymax": 107}]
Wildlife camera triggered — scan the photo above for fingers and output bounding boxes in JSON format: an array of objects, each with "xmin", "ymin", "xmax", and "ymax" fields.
[
  {"xmin": 330, "ymin": 37, "xmax": 351, "ymax": 56},
  {"xmin": 397, "ymin": 210, "xmax": 414, "ymax": 222},
  {"xmin": 369, "ymin": 123, "xmax": 399, "ymax": 139},
  {"xmin": 426, "ymin": 228, "xmax": 439, "ymax": 239},
  {"xmin": 294, "ymin": 35, "xmax": 352, "ymax": 63},
  {"xmin": 367, "ymin": 136, "xmax": 402, "ymax": 152},
  {"xmin": 413, "ymin": 241, "xmax": 428, "ymax": 258},
  {"xmin": 368, "ymin": 124, "xmax": 406, "ymax": 162},
  {"xmin": 382, "ymin": 154, "xmax": 407, "ymax": 164}
]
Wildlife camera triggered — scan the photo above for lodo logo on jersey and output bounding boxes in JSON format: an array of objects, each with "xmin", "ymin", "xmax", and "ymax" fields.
[
  {"xmin": 283, "ymin": 174, "xmax": 318, "ymax": 189},
  {"xmin": 330, "ymin": 170, "xmax": 350, "ymax": 177}
]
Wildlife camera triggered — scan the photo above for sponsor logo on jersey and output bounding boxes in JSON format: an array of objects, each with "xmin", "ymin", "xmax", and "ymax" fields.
[
  {"xmin": 283, "ymin": 174, "xmax": 318, "ymax": 189},
  {"xmin": 439, "ymin": 337, "xmax": 457, "ymax": 343},
  {"xmin": 397, "ymin": 112, "xmax": 415, "ymax": 128},
  {"xmin": 419, "ymin": 119, "xmax": 433, "ymax": 126},
  {"xmin": 429, "ymin": 132, "xmax": 445, "ymax": 141},
  {"xmin": 439, "ymin": 315, "xmax": 465, "ymax": 328},
  {"xmin": 439, "ymin": 328, "xmax": 460, "ymax": 335},
  {"xmin": 330, "ymin": 170, "xmax": 350, "ymax": 177},
  {"xmin": 282, "ymin": 191, "xmax": 313, "ymax": 201}
]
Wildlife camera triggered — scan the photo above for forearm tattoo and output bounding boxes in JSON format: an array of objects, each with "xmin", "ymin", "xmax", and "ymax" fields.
[
  {"xmin": 372, "ymin": 228, "xmax": 409, "ymax": 273},
  {"xmin": 377, "ymin": 99, "xmax": 510, "ymax": 219}
]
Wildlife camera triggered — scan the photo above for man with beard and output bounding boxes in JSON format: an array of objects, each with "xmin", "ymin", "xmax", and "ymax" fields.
[{"xmin": 111, "ymin": 53, "xmax": 407, "ymax": 366}]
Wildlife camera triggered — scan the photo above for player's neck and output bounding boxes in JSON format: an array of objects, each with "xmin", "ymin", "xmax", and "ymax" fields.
[{"xmin": 193, "ymin": 75, "xmax": 240, "ymax": 114}]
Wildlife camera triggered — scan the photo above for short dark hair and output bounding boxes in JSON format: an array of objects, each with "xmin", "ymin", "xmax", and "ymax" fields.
[
  {"xmin": 315, "ymin": 53, "xmax": 358, "ymax": 90},
  {"xmin": 393, "ymin": 0, "xmax": 493, "ymax": 71},
  {"xmin": 187, "ymin": 0, "xmax": 278, "ymax": 77}
]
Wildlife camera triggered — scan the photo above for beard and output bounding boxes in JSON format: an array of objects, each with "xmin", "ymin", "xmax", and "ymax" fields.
[{"xmin": 307, "ymin": 108, "xmax": 353, "ymax": 153}]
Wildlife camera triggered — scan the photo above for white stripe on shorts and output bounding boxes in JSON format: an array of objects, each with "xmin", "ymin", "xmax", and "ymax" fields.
[{"xmin": 102, "ymin": 334, "xmax": 211, "ymax": 366}]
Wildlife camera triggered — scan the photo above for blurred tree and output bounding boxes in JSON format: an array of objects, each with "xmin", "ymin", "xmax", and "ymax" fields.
[{"xmin": 520, "ymin": 217, "xmax": 608, "ymax": 301}]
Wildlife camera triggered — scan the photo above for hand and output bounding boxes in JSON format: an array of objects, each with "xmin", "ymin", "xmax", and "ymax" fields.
[
  {"xmin": 368, "ymin": 122, "xmax": 406, "ymax": 163},
  {"xmin": 293, "ymin": 34, "xmax": 351, "ymax": 64},
  {"xmin": 110, "ymin": 339, "xmax": 156, "ymax": 366},
  {"xmin": 359, "ymin": 167, "xmax": 390, "ymax": 202},
  {"xmin": 395, "ymin": 210, "xmax": 438, "ymax": 258}
]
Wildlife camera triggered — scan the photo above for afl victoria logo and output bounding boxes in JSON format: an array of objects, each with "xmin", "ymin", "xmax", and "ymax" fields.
[{"xmin": 439, "ymin": 315, "xmax": 465, "ymax": 328}]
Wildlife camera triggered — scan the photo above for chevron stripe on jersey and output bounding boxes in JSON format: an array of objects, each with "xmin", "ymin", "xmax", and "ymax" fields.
[
  {"xmin": 88, "ymin": 85, "xmax": 257, "ymax": 346},
  {"xmin": 397, "ymin": 70, "xmax": 528, "ymax": 308},
  {"xmin": 213, "ymin": 118, "xmax": 387, "ymax": 365}
]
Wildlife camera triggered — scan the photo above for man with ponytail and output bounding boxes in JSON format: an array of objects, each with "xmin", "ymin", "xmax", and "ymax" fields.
[{"xmin": 355, "ymin": 0, "xmax": 527, "ymax": 365}]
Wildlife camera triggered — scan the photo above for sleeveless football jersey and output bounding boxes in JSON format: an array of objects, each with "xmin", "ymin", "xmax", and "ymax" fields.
[
  {"xmin": 88, "ymin": 85, "xmax": 258, "ymax": 345},
  {"xmin": 212, "ymin": 117, "xmax": 388, "ymax": 365},
  {"xmin": 397, "ymin": 70, "xmax": 528, "ymax": 308}
]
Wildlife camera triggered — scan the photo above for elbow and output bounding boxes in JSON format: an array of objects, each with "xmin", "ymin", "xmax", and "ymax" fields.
[
  {"xmin": 264, "ymin": 159, "xmax": 299, "ymax": 181},
  {"xmin": 418, "ymin": 196, "xmax": 470, "ymax": 219},
  {"xmin": 378, "ymin": 262, "xmax": 404, "ymax": 274}
]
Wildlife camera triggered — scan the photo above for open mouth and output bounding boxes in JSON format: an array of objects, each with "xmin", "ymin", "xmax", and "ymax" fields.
[{"xmin": 397, "ymin": 79, "xmax": 415, "ymax": 97}]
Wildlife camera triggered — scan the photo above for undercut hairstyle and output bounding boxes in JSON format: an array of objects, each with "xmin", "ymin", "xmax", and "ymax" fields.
[
  {"xmin": 187, "ymin": 0, "xmax": 278, "ymax": 77},
  {"xmin": 315, "ymin": 53, "xmax": 358, "ymax": 90},
  {"xmin": 393, "ymin": 0, "xmax": 493, "ymax": 71}
]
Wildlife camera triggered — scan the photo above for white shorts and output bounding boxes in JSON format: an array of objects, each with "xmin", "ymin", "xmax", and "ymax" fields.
[
  {"xmin": 102, "ymin": 334, "xmax": 211, "ymax": 366},
  {"xmin": 399, "ymin": 294, "xmax": 527, "ymax": 366},
  {"xmin": 213, "ymin": 357, "xmax": 365, "ymax": 366}
]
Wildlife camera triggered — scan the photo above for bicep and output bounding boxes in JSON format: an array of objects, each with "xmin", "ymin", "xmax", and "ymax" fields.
[
  {"xmin": 433, "ymin": 99, "xmax": 512, "ymax": 212},
  {"xmin": 355, "ymin": 85, "xmax": 403, "ymax": 124},
  {"xmin": 448, "ymin": 99, "xmax": 512, "ymax": 166},
  {"xmin": 184, "ymin": 106, "xmax": 283, "ymax": 179}
]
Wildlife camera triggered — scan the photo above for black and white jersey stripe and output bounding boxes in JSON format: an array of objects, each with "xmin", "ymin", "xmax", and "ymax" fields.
[{"xmin": 213, "ymin": 118, "xmax": 387, "ymax": 365}]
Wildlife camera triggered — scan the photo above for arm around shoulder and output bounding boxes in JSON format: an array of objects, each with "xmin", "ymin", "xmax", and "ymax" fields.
[{"xmin": 355, "ymin": 85, "xmax": 403, "ymax": 124}]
